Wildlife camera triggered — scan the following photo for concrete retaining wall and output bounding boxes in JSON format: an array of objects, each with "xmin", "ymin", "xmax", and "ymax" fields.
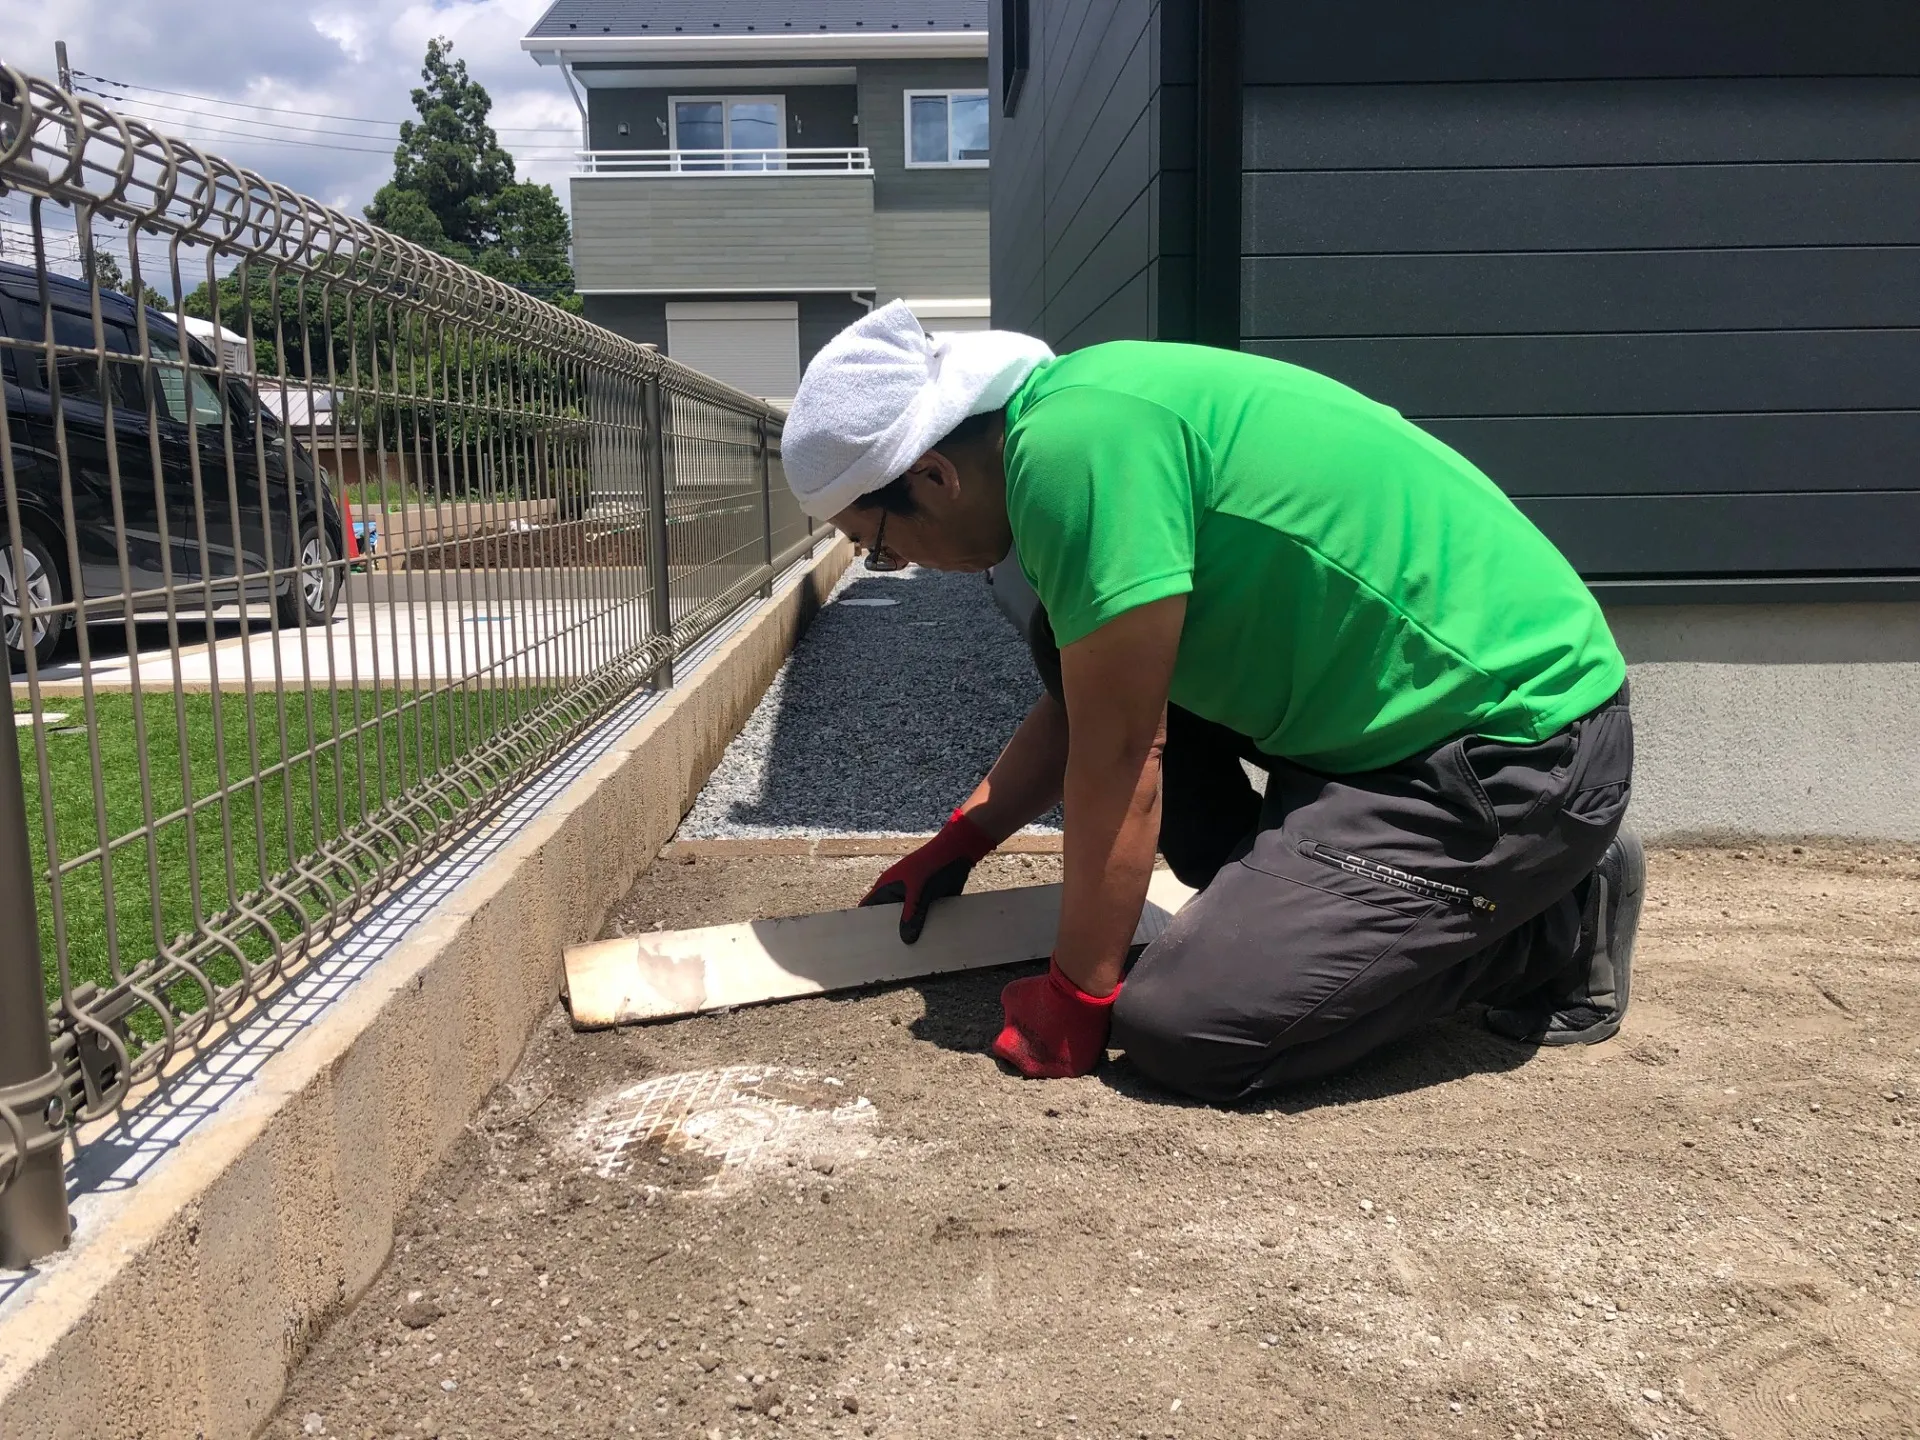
[
  {"xmin": 0, "ymin": 539, "xmax": 852, "ymax": 1440},
  {"xmin": 1611, "ymin": 600, "xmax": 1920, "ymax": 841}
]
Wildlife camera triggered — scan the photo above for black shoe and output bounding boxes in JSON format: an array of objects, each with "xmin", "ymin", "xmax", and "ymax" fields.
[{"xmin": 1487, "ymin": 830, "xmax": 1645, "ymax": 1047}]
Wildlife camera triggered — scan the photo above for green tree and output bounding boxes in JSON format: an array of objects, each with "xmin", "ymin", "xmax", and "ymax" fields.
[
  {"xmin": 82, "ymin": 245, "xmax": 170, "ymax": 313},
  {"xmin": 366, "ymin": 37, "xmax": 514, "ymax": 252},
  {"xmin": 362, "ymin": 183, "xmax": 465, "ymax": 261},
  {"xmin": 475, "ymin": 182, "xmax": 581, "ymax": 312},
  {"xmin": 362, "ymin": 38, "xmax": 578, "ymax": 309}
]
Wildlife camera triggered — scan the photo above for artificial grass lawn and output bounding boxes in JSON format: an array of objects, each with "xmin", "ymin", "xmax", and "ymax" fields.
[{"xmin": 14, "ymin": 684, "xmax": 546, "ymax": 1035}]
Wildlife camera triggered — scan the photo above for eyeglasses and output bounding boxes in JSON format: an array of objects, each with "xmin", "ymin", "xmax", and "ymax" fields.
[{"xmin": 864, "ymin": 510, "xmax": 907, "ymax": 571}]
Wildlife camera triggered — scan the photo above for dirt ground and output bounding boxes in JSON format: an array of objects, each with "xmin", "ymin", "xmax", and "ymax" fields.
[{"xmin": 267, "ymin": 842, "xmax": 1920, "ymax": 1440}]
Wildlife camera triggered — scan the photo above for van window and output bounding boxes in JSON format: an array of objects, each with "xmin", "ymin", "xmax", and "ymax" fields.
[
  {"xmin": 49, "ymin": 307, "xmax": 147, "ymax": 414},
  {"xmin": 10, "ymin": 299, "xmax": 149, "ymax": 415},
  {"xmin": 150, "ymin": 335, "xmax": 226, "ymax": 428}
]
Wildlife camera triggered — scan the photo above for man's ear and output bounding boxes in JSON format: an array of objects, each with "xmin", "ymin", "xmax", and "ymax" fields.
[{"xmin": 905, "ymin": 448, "xmax": 962, "ymax": 498}]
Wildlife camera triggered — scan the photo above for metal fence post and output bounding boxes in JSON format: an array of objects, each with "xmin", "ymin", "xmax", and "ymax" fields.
[
  {"xmin": 641, "ymin": 376, "xmax": 674, "ymax": 687},
  {"xmin": 0, "ymin": 678, "xmax": 71, "ymax": 1270},
  {"xmin": 757, "ymin": 414, "xmax": 774, "ymax": 598}
]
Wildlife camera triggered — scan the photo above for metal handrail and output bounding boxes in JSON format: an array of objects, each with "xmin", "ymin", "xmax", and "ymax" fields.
[{"xmin": 576, "ymin": 147, "xmax": 873, "ymax": 176}]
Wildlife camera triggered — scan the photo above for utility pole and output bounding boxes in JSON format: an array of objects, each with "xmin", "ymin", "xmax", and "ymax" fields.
[{"xmin": 54, "ymin": 41, "xmax": 71, "ymax": 92}]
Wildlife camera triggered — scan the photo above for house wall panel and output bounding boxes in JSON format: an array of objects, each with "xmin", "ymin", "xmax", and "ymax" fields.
[
  {"xmin": 1517, "ymin": 493, "xmax": 1920, "ymax": 578},
  {"xmin": 1244, "ymin": 163, "xmax": 1920, "ymax": 255},
  {"xmin": 1421, "ymin": 414, "xmax": 1920, "ymax": 499},
  {"xmin": 1243, "ymin": 78, "xmax": 1920, "ymax": 171},
  {"xmin": 989, "ymin": 0, "xmax": 1190, "ymax": 346},
  {"xmin": 570, "ymin": 174, "xmax": 874, "ymax": 292},
  {"xmin": 1245, "ymin": 332, "xmax": 1920, "ymax": 418},
  {"xmin": 1242, "ymin": 249, "xmax": 1920, "ymax": 338},
  {"xmin": 873, "ymin": 209, "xmax": 991, "ymax": 302},
  {"xmin": 1244, "ymin": 58, "xmax": 1920, "ymax": 584},
  {"xmin": 1058, "ymin": 265, "xmax": 1152, "ymax": 353},
  {"xmin": 1242, "ymin": 0, "xmax": 1920, "ymax": 86}
]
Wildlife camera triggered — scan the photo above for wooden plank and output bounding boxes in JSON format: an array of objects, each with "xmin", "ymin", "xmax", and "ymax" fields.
[
  {"xmin": 565, "ymin": 871, "xmax": 1196, "ymax": 1028},
  {"xmin": 661, "ymin": 834, "xmax": 1064, "ymax": 861}
]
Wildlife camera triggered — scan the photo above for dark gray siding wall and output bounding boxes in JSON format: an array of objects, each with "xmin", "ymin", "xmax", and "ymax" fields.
[
  {"xmin": 989, "ymin": 0, "xmax": 1196, "ymax": 348},
  {"xmin": 586, "ymin": 84, "xmax": 858, "ymax": 153},
  {"xmin": 586, "ymin": 292, "xmax": 864, "ymax": 374},
  {"xmin": 798, "ymin": 294, "xmax": 874, "ymax": 368},
  {"xmin": 583, "ymin": 294, "xmax": 666, "ymax": 348},
  {"xmin": 1241, "ymin": 1, "xmax": 1920, "ymax": 588}
]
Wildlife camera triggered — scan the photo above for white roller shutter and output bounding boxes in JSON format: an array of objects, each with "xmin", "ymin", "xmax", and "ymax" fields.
[
  {"xmin": 665, "ymin": 301, "xmax": 801, "ymax": 401},
  {"xmin": 903, "ymin": 298, "xmax": 992, "ymax": 334}
]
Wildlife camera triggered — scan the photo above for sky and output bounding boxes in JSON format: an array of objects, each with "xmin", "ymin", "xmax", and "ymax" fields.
[{"xmin": 0, "ymin": 0, "xmax": 581, "ymax": 219}]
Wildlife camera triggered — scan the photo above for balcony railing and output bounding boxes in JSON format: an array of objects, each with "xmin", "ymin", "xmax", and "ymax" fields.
[{"xmin": 576, "ymin": 147, "xmax": 874, "ymax": 176}]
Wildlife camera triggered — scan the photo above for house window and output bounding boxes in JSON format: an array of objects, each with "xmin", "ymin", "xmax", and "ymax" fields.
[
  {"xmin": 904, "ymin": 90, "xmax": 989, "ymax": 167},
  {"xmin": 668, "ymin": 95, "xmax": 785, "ymax": 170}
]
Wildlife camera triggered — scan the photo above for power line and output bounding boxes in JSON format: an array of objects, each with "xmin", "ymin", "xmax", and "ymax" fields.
[
  {"xmin": 74, "ymin": 88, "xmax": 410, "ymax": 142},
  {"xmin": 78, "ymin": 86, "xmax": 580, "ymax": 143},
  {"xmin": 70, "ymin": 98, "xmax": 578, "ymax": 158},
  {"xmin": 73, "ymin": 111, "xmax": 404, "ymax": 155},
  {"xmin": 75, "ymin": 70, "xmax": 579, "ymax": 136}
]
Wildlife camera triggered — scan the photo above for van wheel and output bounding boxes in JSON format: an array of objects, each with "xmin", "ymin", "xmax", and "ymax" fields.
[
  {"xmin": 276, "ymin": 520, "xmax": 340, "ymax": 629},
  {"xmin": 2, "ymin": 528, "xmax": 66, "ymax": 672}
]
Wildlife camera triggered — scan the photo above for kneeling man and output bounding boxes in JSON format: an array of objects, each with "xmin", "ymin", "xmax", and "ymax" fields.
[{"xmin": 780, "ymin": 302, "xmax": 1641, "ymax": 1103}]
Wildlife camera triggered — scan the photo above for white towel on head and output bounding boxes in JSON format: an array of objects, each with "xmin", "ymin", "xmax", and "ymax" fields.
[{"xmin": 781, "ymin": 299, "xmax": 1054, "ymax": 519}]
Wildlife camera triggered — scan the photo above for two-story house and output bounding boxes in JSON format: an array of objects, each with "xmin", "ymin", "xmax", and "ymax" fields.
[{"xmin": 524, "ymin": 1, "xmax": 990, "ymax": 403}]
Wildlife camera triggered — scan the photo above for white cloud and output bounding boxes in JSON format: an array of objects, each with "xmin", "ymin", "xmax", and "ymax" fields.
[
  {"xmin": 4, "ymin": 0, "xmax": 579, "ymax": 220},
  {"xmin": 310, "ymin": 10, "xmax": 372, "ymax": 65}
]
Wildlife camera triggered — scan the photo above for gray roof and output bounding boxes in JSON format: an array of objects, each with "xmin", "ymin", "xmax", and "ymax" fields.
[{"xmin": 528, "ymin": 1, "xmax": 985, "ymax": 40}]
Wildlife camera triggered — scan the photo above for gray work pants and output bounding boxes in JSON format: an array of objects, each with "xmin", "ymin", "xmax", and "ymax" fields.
[{"xmin": 1027, "ymin": 612, "xmax": 1634, "ymax": 1103}]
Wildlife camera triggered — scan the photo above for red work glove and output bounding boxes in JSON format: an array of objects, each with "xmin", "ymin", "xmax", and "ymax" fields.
[
  {"xmin": 989, "ymin": 959, "xmax": 1120, "ymax": 1078},
  {"xmin": 860, "ymin": 808, "xmax": 997, "ymax": 943}
]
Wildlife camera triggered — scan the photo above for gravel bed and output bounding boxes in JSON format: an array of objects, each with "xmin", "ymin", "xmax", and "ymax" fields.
[{"xmin": 678, "ymin": 563, "xmax": 1050, "ymax": 837}]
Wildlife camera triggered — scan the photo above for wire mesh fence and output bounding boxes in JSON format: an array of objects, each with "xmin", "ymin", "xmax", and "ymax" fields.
[{"xmin": 0, "ymin": 60, "xmax": 813, "ymax": 1263}]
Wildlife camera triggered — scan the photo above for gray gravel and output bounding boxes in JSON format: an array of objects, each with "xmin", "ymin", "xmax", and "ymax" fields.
[{"xmin": 678, "ymin": 563, "xmax": 1052, "ymax": 837}]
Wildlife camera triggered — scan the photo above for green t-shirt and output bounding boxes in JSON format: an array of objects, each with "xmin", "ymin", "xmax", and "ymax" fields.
[{"xmin": 1002, "ymin": 342, "xmax": 1626, "ymax": 774}]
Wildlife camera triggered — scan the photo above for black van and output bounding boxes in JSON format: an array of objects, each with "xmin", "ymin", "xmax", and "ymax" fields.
[{"xmin": 1, "ymin": 261, "xmax": 346, "ymax": 670}]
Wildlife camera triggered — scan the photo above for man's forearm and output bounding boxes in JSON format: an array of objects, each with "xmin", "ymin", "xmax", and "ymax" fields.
[
  {"xmin": 1052, "ymin": 715, "xmax": 1164, "ymax": 998},
  {"xmin": 956, "ymin": 692, "xmax": 1069, "ymax": 843}
]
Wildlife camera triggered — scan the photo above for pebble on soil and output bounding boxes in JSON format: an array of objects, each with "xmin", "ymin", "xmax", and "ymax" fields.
[{"xmin": 677, "ymin": 565, "xmax": 1050, "ymax": 839}]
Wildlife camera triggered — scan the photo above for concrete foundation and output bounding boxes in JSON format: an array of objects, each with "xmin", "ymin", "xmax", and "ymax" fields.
[
  {"xmin": 1608, "ymin": 601, "xmax": 1920, "ymax": 842},
  {"xmin": 0, "ymin": 540, "xmax": 851, "ymax": 1440}
]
